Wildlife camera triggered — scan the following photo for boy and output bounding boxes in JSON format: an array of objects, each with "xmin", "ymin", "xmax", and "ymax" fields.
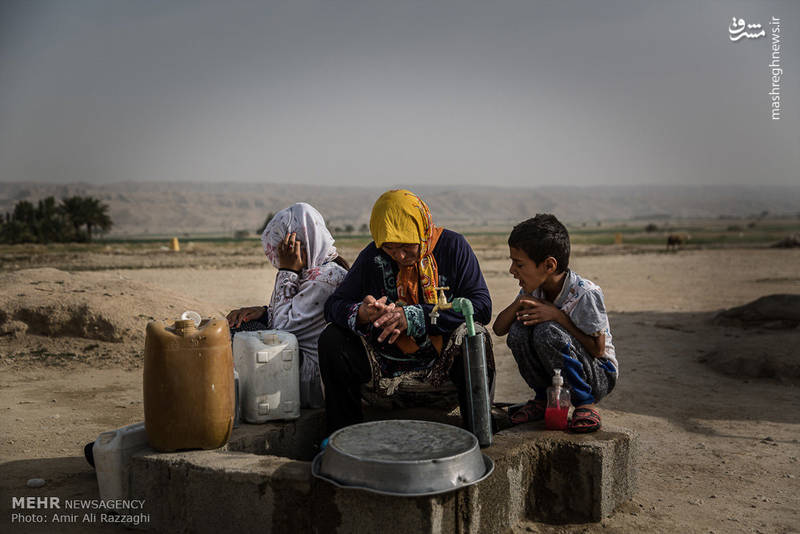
[{"xmin": 493, "ymin": 214, "xmax": 617, "ymax": 432}]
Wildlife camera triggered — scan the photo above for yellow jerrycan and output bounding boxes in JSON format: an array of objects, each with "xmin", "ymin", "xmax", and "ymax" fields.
[{"xmin": 143, "ymin": 318, "xmax": 234, "ymax": 451}]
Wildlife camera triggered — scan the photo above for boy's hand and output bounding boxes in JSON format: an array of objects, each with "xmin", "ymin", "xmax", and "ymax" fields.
[
  {"xmin": 511, "ymin": 295, "xmax": 528, "ymax": 312},
  {"xmin": 516, "ymin": 298, "xmax": 565, "ymax": 326}
]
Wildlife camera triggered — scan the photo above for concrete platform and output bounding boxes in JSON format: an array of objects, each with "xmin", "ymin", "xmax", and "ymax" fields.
[{"xmin": 129, "ymin": 412, "xmax": 637, "ymax": 533}]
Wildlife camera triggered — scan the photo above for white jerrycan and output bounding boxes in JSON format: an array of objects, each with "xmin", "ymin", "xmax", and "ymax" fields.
[
  {"xmin": 232, "ymin": 330, "xmax": 301, "ymax": 423},
  {"xmin": 93, "ymin": 422, "xmax": 150, "ymax": 501}
]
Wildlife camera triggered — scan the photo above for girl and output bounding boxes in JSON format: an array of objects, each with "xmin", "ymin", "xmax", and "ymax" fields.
[{"xmin": 227, "ymin": 203, "xmax": 348, "ymax": 408}]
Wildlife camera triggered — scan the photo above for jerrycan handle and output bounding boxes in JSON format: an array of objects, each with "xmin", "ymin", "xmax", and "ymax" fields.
[{"xmin": 261, "ymin": 332, "xmax": 280, "ymax": 345}]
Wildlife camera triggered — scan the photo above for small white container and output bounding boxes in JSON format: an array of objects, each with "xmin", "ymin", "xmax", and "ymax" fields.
[
  {"xmin": 93, "ymin": 422, "xmax": 150, "ymax": 501},
  {"xmin": 233, "ymin": 368, "xmax": 241, "ymax": 428},
  {"xmin": 233, "ymin": 330, "xmax": 301, "ymax": 423}
]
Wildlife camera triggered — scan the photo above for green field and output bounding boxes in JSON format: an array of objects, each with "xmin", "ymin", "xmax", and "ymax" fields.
[{"xmin": 1, "ymin": 218, "xmax": 798, "ymax": 258}]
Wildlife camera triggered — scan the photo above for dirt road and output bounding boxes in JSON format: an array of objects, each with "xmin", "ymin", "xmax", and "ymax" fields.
[{"xmin": 1, "ymin": 247, "xmax": 799, "ymax": 533}]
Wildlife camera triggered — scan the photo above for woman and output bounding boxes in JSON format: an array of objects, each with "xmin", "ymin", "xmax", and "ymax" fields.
[
  {"xmin": 319, "ymin": 189, "xmax": 493, "ymax": 434},
  {"xmin": 226, "ymin": 202, "xmax": 348, "ymax": 408}
]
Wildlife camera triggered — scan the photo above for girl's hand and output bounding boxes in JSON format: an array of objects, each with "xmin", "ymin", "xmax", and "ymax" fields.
[
  {"xmin": 516, "ymin": 298, "xmax": 565, "ymax": 326},
  {"xmin": 226, "ymin": 306, "xmax": 265, "ymax": 328},
  {"xmin": 277, "ymin": 232, "xmax": 305, "ymax": 271}
]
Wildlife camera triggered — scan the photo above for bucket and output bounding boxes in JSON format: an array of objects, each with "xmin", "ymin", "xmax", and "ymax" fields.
[
  {"xmin": 143, "ymin": 318, "xmax": 234, "ymax": 451},
  {"xmin": 93, "ymin": 422, "xmax": 149, "ymax": 501},
  {"xmin": 233, "ymin": 330, "xmax": 300, "ymax": 423}
]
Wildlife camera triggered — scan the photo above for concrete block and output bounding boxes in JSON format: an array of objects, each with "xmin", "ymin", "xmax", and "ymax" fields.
[
  {"xmin": 431, "ymin": 424, "xmax": 638, "ymax": 532},
  {"xmin": 128, "ymin": 417, "xmax": 638, "ymax": 533},
  {"xmin": 311, "ymin": 481, "xmax": 457, "ymax": 534},
  {"xmin": 226, "ymin": 409, "xmax": 326, "ymax": 460},
  {"xmin": 484, "ymin": 424, "xmax": 638, "ymax": 525},
  {"xmin": 130, "ymin": 449, "xmax": 314, "ymax": 533}
]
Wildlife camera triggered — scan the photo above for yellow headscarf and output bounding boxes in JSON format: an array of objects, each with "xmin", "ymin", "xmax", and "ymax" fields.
[{"xmin": 369, "ymin": 189, "xmax": 443, "ymax": 306}]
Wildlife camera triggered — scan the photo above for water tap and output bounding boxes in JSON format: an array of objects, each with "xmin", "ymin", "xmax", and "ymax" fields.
[{"xmin": 430, "ymin": 286, "xmax": 451, "ymax": 325}]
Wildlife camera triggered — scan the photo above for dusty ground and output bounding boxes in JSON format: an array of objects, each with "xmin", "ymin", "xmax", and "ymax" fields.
[{"xmin": 1, "ymin": 246, "xmax": 799, "ymax": 533}]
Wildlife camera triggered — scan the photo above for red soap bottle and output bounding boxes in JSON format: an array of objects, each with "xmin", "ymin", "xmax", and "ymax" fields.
[{"xmin": 544, "ymin": 369, "xmax": 570, "ymax": 430}]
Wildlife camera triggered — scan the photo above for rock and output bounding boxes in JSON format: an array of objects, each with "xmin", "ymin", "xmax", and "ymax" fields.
[
  {"xmin": 702, "ymin": 306, "xmax": 800, "ymax": 381},
  {"xmin": 26, "ymin": 478, "xmax": 46, "ymax": 488},
  {"xmin": 0, "ymin": 320, "xmax": 28, "ymax": 337},
  {"xmin": 713, "ymin": 294, "xmax": 800, "ymax": 328}
]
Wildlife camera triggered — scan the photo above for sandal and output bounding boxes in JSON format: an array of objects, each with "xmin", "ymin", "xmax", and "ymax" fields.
[
  {"xmin": 569, "ymin": 407, "xmax": 601, "ymax": 433},
  {"xmin": 510, "ymin": 399, "xmax": 546, "ymax": 425}
]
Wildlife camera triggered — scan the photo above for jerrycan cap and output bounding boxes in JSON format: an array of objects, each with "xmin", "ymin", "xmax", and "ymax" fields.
[
  {"xmin": 180, "ymin": 310, "xmax": 202, "ymax": 327},
  {"xmin": 552, "ymin": 369, "xmax": 564, "ymax": 387},
  {"xmin": 173, "ymin": 319, "xmax": 197, "ymax": 335}
]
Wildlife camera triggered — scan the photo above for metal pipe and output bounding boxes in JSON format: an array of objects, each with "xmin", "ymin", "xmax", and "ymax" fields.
[
  {"xmin": 450, "ymin": 298, "xmax": 491, "ymax": 448},
  {"xmin": 461, "ymin": 332, "xmax": 492, "ymax": 447}
]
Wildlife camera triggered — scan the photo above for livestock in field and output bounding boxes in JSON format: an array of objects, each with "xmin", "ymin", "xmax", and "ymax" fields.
[{"xmin": 666, "ymin": 234, "xmax": 689, "ymax": 251}]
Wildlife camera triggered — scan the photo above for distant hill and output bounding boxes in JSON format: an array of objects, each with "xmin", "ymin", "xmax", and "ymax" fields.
[{"xmin": 1, "ymin": 182, "xmax": 798, "ymax": 236}]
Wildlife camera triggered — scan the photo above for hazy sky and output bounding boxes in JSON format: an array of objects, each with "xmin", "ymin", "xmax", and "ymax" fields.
[{"xmin": 0, "ymin": 0, "xmax": 797, "ymax": 187}]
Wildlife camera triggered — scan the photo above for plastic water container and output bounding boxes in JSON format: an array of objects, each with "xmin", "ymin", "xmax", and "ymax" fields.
[
  {"xmin": 93, "ymin": 422, "xmax": 149, "ymax": 501},
  {"xmin": 233, "ymin": 330, "xmax": 300, "ymax": 423},
  {"xmin": 144, "ymin": 318, "xmax": 234, "ymax": 451},
  {"xmin": 233, "ymin": 368, "xmax": 241, "ymax": 428}
]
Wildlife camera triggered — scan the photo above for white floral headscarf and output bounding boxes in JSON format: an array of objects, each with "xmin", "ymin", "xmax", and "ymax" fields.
[{"xmin": 260, "ymin": 203, "xmax": 338, "ymax": 279}]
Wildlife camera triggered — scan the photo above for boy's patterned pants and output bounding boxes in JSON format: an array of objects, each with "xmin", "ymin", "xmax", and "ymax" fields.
[{"xmin": 506, "ymin": 320, "xmax": 617, "ymax": 406}]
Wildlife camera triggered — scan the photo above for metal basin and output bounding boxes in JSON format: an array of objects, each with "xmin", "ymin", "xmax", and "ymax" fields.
[{"xmin": 311, "ymin": 419, "xmax": 494, "ymax": 496}]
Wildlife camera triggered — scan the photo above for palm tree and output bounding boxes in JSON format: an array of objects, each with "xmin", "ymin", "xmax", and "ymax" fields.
[
  {"xmin": 82, "ymin": 197, "xmax": 113, "ymax": 242},
  {"xmin": 12, "ymin": 200, "xmax": 36, "ymax": 226},
  {"xmin": 1, "ymin": 201, "xmax": 37, "ymax": 243},
  {"xmin": 60, "ymin": 196, "xmax": 113, "ymax": 242},
  {"xmin": 35, "ymin": 196, "xmax": 63, "ymax": 243},
  {"xmin": 60, "ymin": 196, "xmax": 87, "ymax": 241}
]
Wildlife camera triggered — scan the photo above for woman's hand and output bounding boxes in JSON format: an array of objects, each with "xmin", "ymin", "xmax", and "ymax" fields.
[
  {"xmin": 226, "ymin": 306, "xmax": 265, "ymax": 328},
  {"xmin": 357, "ymin": 295, "xmax": 389, "ymax": 325},
  {"xmin": 277, "ymin": 232, "xmax": 305, "ymax": 271},
  {"xmin": 373, "ymin": 302, "xmax": 407, "ymax": 343},
  {"xmin": 516, "ymin": 298, "xmax": 565, "ymax": 326},
  {"xmin": 355, "ymin": 295, "xmax": 406, "ymax": 343}
]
